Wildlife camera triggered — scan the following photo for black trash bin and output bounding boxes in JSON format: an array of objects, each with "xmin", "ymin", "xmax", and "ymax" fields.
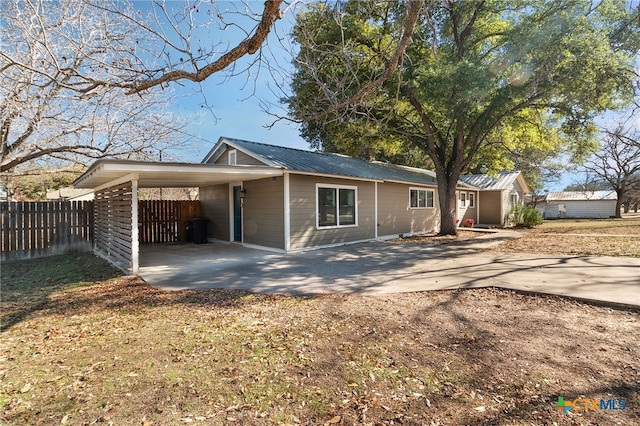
[{"xmin": 186, "ymin": 218, "xmax": 209, "ymax": 244}]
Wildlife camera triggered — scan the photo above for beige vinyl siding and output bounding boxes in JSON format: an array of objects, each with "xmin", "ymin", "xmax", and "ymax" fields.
[
  {"xmin": 289, "ymin": 174, "xmax": 375, "ymax": 250},
  {"xmin": 210, "ymin": 146, "xmax": 266, "ymax": 166},
  {"xmin": 478, "ymin": 190, "xmax": 501, "ymax": 225},
  {"xmin": 503, "ymin": 180, "xmax": 526, "ymax": 225},
  {"xmin": 502, "ymin": 190, "xmax": 512, "ymax": 225},
  {"xmin": 199, "ymin": 184, "xmax": 229, "ymax": 241},
  {"xmin": 243, "ymin": 177, "xmax": 285, "ymax": 249},
  {"xmin": 377, "ymin": 183, "xmax": 440, "ymax": 236}
]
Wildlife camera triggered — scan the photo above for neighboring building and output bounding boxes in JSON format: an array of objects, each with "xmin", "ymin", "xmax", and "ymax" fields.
[
  {"xmin": 540, "ymin": 191, "xmax": 617, "ymax": 219},
  {"xmin": 46, "ymin": 187, "xmax": 94, "ymax": 201},
  {"xmin": 459, "ymin": 172, "xmax": 530, "ymax": 227},
  {"xmin": 73, "ymin": 137, "xmax": 529, "ymax": 273}
]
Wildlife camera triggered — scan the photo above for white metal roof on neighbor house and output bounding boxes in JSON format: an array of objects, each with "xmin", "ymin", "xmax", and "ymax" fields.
[{"xmin": 545, "ymin": 191, "xmax": 617, "ymax": 201}]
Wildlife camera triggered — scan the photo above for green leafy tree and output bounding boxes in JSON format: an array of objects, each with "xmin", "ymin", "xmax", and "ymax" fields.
[{"xmin": 285, "ymin": 0, "xmax": 639, "ymax": 234}]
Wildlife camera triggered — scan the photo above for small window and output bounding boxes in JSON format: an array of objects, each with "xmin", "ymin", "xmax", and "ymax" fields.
[
  {"xmin": 228, "ymin": 149, "xmax": 237, "ymax": 165},
  {"xmin": 511, "ymin": 193, "xmax": 518, "ymax": 205},
  {"xmin": 317, "ymin": 185, "xmax": 357, "ymax": 228},
  {"xmin": 459, "ymin": 192, "xmax": 467, "ymax": 208},
  {"xmin": 410, "ymin": 188, "xmax": 434, "ymax": 209},
  {"xmin": 468, "ymin": 192, "xmax": 475, "ymax": 208}
]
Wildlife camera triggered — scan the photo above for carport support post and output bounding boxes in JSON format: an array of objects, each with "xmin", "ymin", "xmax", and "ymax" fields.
[{"xmin": 131, "ymin": 178, "xmax": 139, "ymax": 274}]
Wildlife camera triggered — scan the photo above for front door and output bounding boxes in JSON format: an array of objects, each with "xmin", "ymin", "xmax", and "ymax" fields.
[{"xmin": 233, "ymin": 185, "xmax": 242, "ymax": 242}]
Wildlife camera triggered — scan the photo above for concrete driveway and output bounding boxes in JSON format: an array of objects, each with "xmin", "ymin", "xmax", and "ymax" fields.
[{"xmin": 138, "ymin": 232, "xmax": 640, "ymax": 307}]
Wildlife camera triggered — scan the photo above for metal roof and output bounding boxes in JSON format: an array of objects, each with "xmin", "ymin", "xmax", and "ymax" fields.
[
  {"xmin": 75, "ymin": 137, "xmax": 519, "ymax": 191},
  {"xmin": 545, "ymin": 191, "xmax": 617, "ymax": 201},
  {"xmin": 459, "ymin": 171, "xmax": 523, "ymax": 191},
  {"xmin": 218, "ymin": 137, "xmax": 441, "ymax": 186}
]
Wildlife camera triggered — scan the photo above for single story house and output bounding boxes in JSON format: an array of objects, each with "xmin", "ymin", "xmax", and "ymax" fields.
[
  {"xmin": 73, "ymin": 137, "xmax": 529, "ymax": 273},
  {"xmin": 459, "ymin": 172, "xmax": 530, "ymax": 227},
  {"xmin": 539, "ymin": 191, "xmax": 617, "ymax": 219}
]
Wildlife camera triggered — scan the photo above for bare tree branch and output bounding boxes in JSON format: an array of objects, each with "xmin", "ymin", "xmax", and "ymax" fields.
[
  {"xmin": 118, "ymin": 0, "xmax": 286, "ymax": 95},
  {"xmin": 1, "ymin": 0, "xmax": 193, "ymax": 174},
  {"xmin": 583, "ymin": 125, "xmax": 640, "ymax": 216}
]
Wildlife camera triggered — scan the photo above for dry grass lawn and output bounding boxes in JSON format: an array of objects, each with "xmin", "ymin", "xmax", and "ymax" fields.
[{"xmin": 493, "ymin": 217, "xmax": 640, "ymax": 257}]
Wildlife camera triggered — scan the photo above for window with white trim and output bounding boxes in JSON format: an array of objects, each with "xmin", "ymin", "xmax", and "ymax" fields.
[
  {"xmin": 409, "ymin": 188, "xmax": 434, "ymax": 208},
  {"xmin": 510, "ymin": 193, "xmax": 518, "ymax": 205},
  {"xmin": 459, "ymin": 192, "xmax": 467, "ymax": 208},
  {"xmin": 228, "ymin": 149, "xmax": 237, "ymax": 165},
  {"xmin": 468, "ymin": 192, "xmax": 475, "ymax": 208},
  {"xmin": 317, "ymin": 184, "xmax": 357, "ymax": 228}
]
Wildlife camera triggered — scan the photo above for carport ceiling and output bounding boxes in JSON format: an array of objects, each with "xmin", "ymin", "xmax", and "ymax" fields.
[{"xmin": 74, "ymin": 160, "xmax": 284, "ymax": 189}]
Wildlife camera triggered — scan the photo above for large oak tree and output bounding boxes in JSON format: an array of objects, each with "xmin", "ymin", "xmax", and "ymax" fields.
[{"xmin": 285, "ymin": 0, "xmax": 639, "ymax": 234}]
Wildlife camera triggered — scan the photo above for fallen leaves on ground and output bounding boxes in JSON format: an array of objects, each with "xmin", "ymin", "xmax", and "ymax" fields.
[{"xmin": 2, "ymin": 261, "xmax": 639, "ymax": 425}]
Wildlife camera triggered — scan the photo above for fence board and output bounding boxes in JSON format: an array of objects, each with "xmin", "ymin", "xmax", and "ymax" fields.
[
  {"xmin": 1, "ymin": 201, "xmax": 94, "ymax": 262},
  {"xmin": 2, "ymin": 198, "xmax": 200, "ymax": 263},
  {"xmin": 138, "ymin": 200, "xmax": 200, "ymax": 244}
]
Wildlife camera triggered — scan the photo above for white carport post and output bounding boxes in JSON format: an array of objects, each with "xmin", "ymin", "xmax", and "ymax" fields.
[{"xmin": 131, "ymin": 178, "xmax": 139, "ymax": 273}]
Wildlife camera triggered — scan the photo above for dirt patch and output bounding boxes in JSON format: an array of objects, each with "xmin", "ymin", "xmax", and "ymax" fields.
[
  {"xmin": 1, "ymin": 254, "xmax": 638, "ymax": 425},
  {"xmin": 394, "ymin": 230, "xmax": 480, "ymax": 245}
]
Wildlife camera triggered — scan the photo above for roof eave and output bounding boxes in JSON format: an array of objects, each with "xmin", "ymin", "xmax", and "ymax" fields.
[{"xmin": 74, "ymin": 160, "xmax": 284, "ymax": 189}]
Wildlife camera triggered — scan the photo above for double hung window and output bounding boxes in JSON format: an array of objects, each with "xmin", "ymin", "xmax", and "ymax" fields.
[{"xmin": 410, "ymin": 188, "xmax": 434, "ymax": 208}]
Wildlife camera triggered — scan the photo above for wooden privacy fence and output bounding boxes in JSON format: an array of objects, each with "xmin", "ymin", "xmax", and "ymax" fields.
[
  {"xmin": 138, "ymin": 200, "xmax": 201, "ymax": 244},
  {"xmin": 2, "ymin": 199, "xmax": 202, "ymax": 263},
  {"xmin": 1, "ymin": 201, "xmax": 94, "ymax": 262}
]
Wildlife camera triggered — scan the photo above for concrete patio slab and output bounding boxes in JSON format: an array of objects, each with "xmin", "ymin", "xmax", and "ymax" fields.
[{"xmin": 138, "ymin": 231, "xmax": 640, "ymax": 307}]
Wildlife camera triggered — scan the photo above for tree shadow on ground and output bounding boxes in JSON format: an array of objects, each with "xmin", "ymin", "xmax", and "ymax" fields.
[{"xmin": 2, "ymin": 251, "xmax": 639, "ymax": 425}]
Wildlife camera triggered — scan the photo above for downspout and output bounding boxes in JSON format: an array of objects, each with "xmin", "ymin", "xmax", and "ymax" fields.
[
  {"xmin": 283, "ymin": 171, "xmax": 290, "ymax": 251},
  {"xmin": 500, "ymin": 191, "xmax": 505, "ymax": 227},
  {"xmin": 374, "ymin": 182, "xmax": 378, "ymax": 239}
]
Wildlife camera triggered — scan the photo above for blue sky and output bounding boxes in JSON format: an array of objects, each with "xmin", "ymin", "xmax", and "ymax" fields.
[{"xmin": 155, "ymin": 1, "xmax": 305, "ymax": 163}]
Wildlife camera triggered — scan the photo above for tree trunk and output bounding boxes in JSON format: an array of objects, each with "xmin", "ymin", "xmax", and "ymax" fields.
[
  {"xmin": 437, "ymin": 172, "xmax": 460, "ymax": 236},
  {"xmin": 614, "ymin": 196, "xmax": 623, "ymax": 218}
]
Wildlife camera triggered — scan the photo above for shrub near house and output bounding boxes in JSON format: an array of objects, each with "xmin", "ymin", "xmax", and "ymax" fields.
[{"xmin": 511, "ymin": 205, "xmax": 543, "ymax": 228}]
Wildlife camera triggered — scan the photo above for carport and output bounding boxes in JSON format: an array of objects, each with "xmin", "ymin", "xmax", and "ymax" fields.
[{"xmin": 74, "ymin": 160, "xmax": 283, "ymax": 273}]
